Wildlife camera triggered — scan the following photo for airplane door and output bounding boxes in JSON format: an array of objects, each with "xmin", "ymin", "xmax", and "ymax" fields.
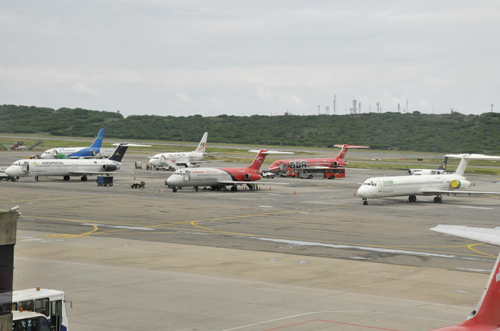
[
  {"xmin": 22, "ymin": 162, "xmax": 29, "ymax": 174},
  {"xmin": 376, "ymin": 180, "xmax": 383, "ymax": 192},
  {"xmin": 183, "ymin": 170, "xmax": 191, "ymax": 182},
  {"xmin": 160, "ymin": 155, "xmax": 166, "ymax": 164},
  {"xmin": 50, "ymin": 300, "xmax": 63, "ymax": 331}
]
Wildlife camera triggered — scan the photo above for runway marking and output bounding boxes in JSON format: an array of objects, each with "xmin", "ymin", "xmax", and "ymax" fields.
[
  {"xmin": 0, "ymin": 194, "xmax": 120, "ymax": 204},
  {"xmin": 458, "ymin": 206, "xmax": 494, "ymax": 210},
  {"xmin": 19, "ymin": 205, "xmax": 497, "ymax": 259},
  {"xmin": 83, "ymin": 223, "xmax": 155, "ymax": 231},
  {"xmin": 263, "ymin": 319, "xmax": 401, "ymax": 331}
]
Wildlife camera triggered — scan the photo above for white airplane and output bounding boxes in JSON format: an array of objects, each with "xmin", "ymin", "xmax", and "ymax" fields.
[
  {"xmin": 166, "ymin": 149, "xmax": 292, "ymax": 192},
  {"xmin": 5, "ymin": 143, "xmax": 130, "ymax": 182},
  {"xmin": 41, "ymin": 128, "xmax": 105, "ymax": 159},
  {"xmin": 402, "ymin": 156, "xmax": 449, "ymax": 175},
  {"xmin": 149, "ymin": 132, "xmax": 208, "ymax": 170},
  {"xmin": 356, "ymin": 154, "xmax": 500, "ymax": 205}
]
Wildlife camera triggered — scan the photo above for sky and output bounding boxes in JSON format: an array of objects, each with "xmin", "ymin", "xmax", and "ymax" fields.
[{"xmin": 1, "ymin": 1, "xmax": 500, "ymax": 117}]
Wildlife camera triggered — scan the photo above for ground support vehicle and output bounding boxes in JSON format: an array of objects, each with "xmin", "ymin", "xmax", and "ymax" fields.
[
  {"xmin": 96, "ymin": 176, "xmax": 113, "ymax": 186},
  {"xmin": 130, "ymin": 181, "xmax": 145, "ymax": 188}
]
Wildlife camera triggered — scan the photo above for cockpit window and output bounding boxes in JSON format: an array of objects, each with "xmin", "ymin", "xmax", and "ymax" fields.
[{"xmin": 363, "ymin": 181, "xmax": 376, "ymax": 186}]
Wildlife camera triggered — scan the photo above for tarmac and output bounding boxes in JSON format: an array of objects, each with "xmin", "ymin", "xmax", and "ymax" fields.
[{"xmin": 2, "ymin": 149, "xmax": 500, "ymax": 330}]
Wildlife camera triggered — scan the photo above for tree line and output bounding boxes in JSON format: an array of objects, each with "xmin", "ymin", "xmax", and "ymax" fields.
[{"xmin": 1, "ymin": 104, "xmax": 499, "ymax": 153}]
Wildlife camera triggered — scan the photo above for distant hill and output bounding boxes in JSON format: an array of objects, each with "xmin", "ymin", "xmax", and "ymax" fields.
[{"xmin": 1, "ymin": 104, "xmax": 499, "ymax": 153}]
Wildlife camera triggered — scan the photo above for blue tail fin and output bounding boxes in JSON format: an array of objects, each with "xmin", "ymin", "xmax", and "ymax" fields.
[{"xmin": 90, "ymin": 128, "xmax": 105, "ymax": 148}]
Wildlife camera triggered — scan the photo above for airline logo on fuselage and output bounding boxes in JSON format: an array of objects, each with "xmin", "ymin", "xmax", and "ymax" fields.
[{"xmin": 288, "ymin": 160, "xmax": 307, "ymax": 168}]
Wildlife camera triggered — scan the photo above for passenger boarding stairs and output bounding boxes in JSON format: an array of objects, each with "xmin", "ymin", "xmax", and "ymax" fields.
[
  {"xmin": 22, "ymin": 162, "xmax": 38, "ymax": 182},
  {"xmin": 27, "ymin": 140, "xmax": 43, "ymax": 151}
]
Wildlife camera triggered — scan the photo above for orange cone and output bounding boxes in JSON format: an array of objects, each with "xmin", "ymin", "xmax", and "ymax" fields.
[
  {"xmin": 158, "ymin": 189, "xmax": 161, "ymax": 193},
  {"xmin": 294, "ymin": 191, "xmax": 296, "ymax": 195},
  {"xmin": 269, "ymin": 187, "xmax": 271, "ymax": 190}
]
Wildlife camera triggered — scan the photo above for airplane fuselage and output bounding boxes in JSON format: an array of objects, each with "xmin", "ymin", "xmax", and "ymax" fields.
[
  {"xmin": 5, "ymin": 159, "xmax": 121, "ymax": 178},
  {"xmin": 149, "ymin": 152, "xmax": 204, "ymax": 167},
  {"xmin": 166, "ymin": 167, "xmax": 261, "ymax": 187},
  {"xmin": 268, "ymin": 158, "xmax": 346, "ymax": 172},
  {"xmin": 357, "ymin": 174, "xmax": 469, "ymax": 199}
]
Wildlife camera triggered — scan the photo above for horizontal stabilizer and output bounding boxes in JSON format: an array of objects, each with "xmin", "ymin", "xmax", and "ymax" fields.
[
  {"xmin": 248, "ymin": 150, "xmax": 294, "ymax": 154},
  {"xmin": 111, "ymin": 143, "xmax": 152, "ymax": 147},
  {"xmin": 445, "ymin": 153, "xmax": 500, "ymax": 160},
  {"xmin": 333, "ymin": 144, "xmax": 370, "ymax": 149}
]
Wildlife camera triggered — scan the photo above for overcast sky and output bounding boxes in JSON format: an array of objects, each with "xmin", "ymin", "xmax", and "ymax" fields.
[{"xmin": 1, "ymin": 1, "xmax": 500, "ymax": 117}]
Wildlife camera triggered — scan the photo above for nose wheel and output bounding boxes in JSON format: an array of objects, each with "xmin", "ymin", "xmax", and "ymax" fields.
[{"xmin": 362, "ymin": 199, "xmax": 368, "ymax": 205}]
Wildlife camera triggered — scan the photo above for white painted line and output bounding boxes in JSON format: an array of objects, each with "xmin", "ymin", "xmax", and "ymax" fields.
[
  {"xmin": 82, "ymin": 223, "xmax": 155, "ymax": 231},
  {"xmin": 458, "ymin": 206, "xmax": 493, "ymax": 210}
]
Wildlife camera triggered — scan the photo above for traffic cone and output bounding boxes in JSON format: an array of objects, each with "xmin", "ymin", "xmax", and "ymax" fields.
[
  {"xmin": 158, "ymin": 189, "xmax": 161, "ymax": 193},
  {"xmin": 294, "ymin": 191, "xmax": 296, "ymax": 195},
  {"xmin": 269, "ymin": 187, "xmax": 271, "ymax": 190}
]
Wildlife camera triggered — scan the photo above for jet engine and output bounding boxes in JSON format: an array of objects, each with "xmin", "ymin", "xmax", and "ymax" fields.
[
  {"xmin": 450, "ymin": 179, "xmax": 471, "ymax": 189},
  {"xmin": 102, "ymin": 164, "xmax": 118, "ymax": 171},
  {"xmin": 244, "ymin": 173, "xmax": 262, "ymax": 181},
  {"xmin": 332, "ymin": 161, "xmax": 338, "ymax": 167}
]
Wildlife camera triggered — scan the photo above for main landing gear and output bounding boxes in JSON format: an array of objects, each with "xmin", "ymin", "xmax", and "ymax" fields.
[
  {"xmin": 433, "ymin": 196, "xmax": 442, "ymax": 203},
  {"xmin": 81, "ymin": 175, "xmax": 88, "ymax": 181},
  {"xmin": 408, "ymin": 195, "xmax": 417, "ymax": 202}
]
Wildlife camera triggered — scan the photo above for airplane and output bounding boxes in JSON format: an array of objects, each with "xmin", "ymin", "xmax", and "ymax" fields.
[
  {"xmin": 402, "ymin": 156, "xmax": 449, "ymax": 175},
  {"xmin": 429, "ymin": 224, "xmax": 500, "ymax": 330},
  {"xmin": 267, "ymin": 144, "xmax": 369, "ymax": 173},
  {"xmin": 166, "ymin": 149, "xmax": 291, "ymax": 192},
  {"xmin": 41, "ymin": 128, "xmax": 105, "ymax": 159},
  {"xmin": 356, "ymin": 154, "xmax": 500, "ymax": 205},
  {"xmin": 5, "ymin": 142, "xmax": 130, "ymax": 182},
  {"xmin": 149, "ymin": 132, "xmax": 208, "ymax": 170}
]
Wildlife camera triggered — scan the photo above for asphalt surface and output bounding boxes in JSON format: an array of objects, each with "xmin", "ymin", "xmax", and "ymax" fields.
[{"xmin": 2, "ymin": 149, "xmax": 500, "ymax": 330}]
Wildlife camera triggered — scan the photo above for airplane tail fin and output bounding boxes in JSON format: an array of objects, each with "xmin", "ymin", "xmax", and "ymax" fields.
[
  {"xmin": 460, "ymin": 251, "xmax": 500, "ymax": 327},
  {"xmin": 195, "ymin": 132, "xmax": 208, "ymax": 153},
  {"xmin": 333, "ymin": 144, "xmax": 369, "ymax": 160},
  {"xmin": 438, "ymin": 157, "xmax": 448, "ymax": 171},
  {"xmin": 454, "ymin": 156, "xmax": 470, "ymax": 176},
  {"xmin": 108, "ymin": 143, "xmax": 129, "ymax": 162},
  {"xmin": 90, "ymin": 128, "xmax": 105, "ymax": 149},
  {"xmin": 248, "ymin": 150, "xmax": 269, "ymax": 170}
]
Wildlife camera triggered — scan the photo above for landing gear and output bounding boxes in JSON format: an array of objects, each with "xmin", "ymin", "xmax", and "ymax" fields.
[
  {"xmin": 362, "ymin": 199, "xmax": 368, "ymax": 205},
  {"xmin": 408, "ymin": 195, "xmax": 417, "ymax": 202},
  {"xmin": 194, "ymin": 186, "xmax": 199, "ymax": 191},
  {"xmin": 231, "ymin": 185, "xmax": 237, "ymax": 192},
  {"xmin": 34, "ymin": 176, "xmax": 39, "ymax": 182},
  {"xmin": 63, "ymin": 175, "xmax": 70, "ymax": 181},
  {"xmin": 173, "ymin": 187, "xmax": 177, "ymax": 192},
  {"xmin": 434, "ymin": 196, "xmax": 442, "ymax": 203},
  {"xmin": 81, "ymin": 175, "xmax": 88, "ymax": 181}
]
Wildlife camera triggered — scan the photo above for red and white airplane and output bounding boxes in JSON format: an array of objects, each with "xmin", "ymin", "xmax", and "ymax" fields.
[
  {"xmin": 166, "ymin": 149, "xmax": 291, "ymax": 192},
  {"xmin": 267, "ymin": 144, "xmax": 369, "ymax": 173},
  {"xmin": 430, "ymin": 224, "xmax": 500, "ymax": 331}
]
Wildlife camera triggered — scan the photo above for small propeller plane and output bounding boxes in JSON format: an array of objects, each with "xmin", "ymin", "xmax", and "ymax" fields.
[{"xmin": 166, "ymin": 149, "xmax": 292, "ymax": 192}]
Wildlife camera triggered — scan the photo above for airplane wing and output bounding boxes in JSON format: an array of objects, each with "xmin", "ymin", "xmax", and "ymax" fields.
[
  {"xmin": 68, "ymin": 171, "xmax": 115, "ymax": 176},
  {"xmin": 421, "ymin": 189, "xmax": 500, "ymax": 196},
  {"xmin": 430, "ymin": 225, "xmax": 500, "ymax": 246}
]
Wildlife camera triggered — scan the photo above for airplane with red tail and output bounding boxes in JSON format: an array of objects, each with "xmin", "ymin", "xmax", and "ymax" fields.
[
  {"xmin": 166, "ymin": 149, "xmax": 292, "ymax": 192},
  {"xmin": 267, "ymin": 144, "xmax": 369, "ymax": 173},
  {"xmin": 430, "ymin": 224, "xmax": 500, "ymax": 331}
]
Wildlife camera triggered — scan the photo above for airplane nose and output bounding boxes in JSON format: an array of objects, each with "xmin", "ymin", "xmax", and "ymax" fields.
[
  {"xmin": 356, "ymin": 186, "xmax": 368, "ymax": 198},
  {"xmin": 5, "ymin": 167, "xmax": 15, "ymax": 177}
]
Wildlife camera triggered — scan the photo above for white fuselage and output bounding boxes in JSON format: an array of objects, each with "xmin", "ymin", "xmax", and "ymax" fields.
[
  {"xmin": 167, "ymin": 168, "xmax": 233, "ymax": 187},
  {"xmin": 5, "ymin": 159, "xmax": 121, "ymax": 178},
  {"xmin": 149, "ymin": 152, "xmax": 204, "ymax": 167},
  {"xmin": 41, "ymin": 147, "xmax": 87, "ymax": 159},
  {"xmin": 356, "ymin": 174, "xmax": 466, "ymax": 199}
]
